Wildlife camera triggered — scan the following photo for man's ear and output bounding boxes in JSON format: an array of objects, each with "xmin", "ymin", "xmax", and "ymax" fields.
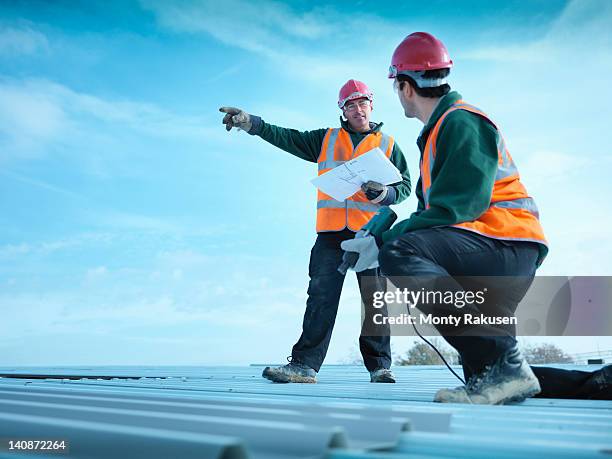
[{"xmin": 401, "ymin": 81, "xmax": 413, "ymax": 99}]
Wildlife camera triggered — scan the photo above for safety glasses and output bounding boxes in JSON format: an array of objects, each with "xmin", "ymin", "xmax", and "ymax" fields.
[{"xmin": 344, "ymin": 100, "xmax": 371, "ymax": 112}]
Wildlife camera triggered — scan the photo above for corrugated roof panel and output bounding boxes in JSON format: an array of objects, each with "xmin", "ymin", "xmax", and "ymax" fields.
[{"xmin": 0, "ymin": 365, "xmax": 610, "ymax": 458}]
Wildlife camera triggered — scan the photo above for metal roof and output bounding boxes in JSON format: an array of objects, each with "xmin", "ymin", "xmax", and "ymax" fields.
[{"xmin": 0, "ymin": 365, "xmax": 611, "ymax": 458}]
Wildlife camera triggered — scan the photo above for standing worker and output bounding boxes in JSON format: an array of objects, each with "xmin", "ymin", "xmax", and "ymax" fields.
[
  {"xmin": 342, "ymin": 32, "xmax": 611, "ymax": 403},
  {"xmin": 219, "ymin": 80, "xmax": 411, "ymax": 384}
]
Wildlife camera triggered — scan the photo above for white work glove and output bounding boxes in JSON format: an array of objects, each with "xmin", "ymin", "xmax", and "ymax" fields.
[
  {"xmin": 361, "ymin": 180, "xmax": 388, "ymax": 204},
  {"xmin": 219, "ymin": 106, "xmax": 252, "ymax": 132},
  {"xmin": 340, "ymin": 235, "xmax": 380, "ymax": 272},
  {"xmin": 338, "ymin": 230, "xmax": 367, "ymax": 273}
]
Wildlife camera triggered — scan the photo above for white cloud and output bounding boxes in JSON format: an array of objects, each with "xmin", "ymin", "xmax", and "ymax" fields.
[
  {"xmin": 141, "ymin": 0, "xmax": 331, "ymax": 59},
  {"xmin": 520, "ymin": 150, "xmax": 591, "ymax": 184},
  {"xmin": 547, "ymin": 0, "xmax": 612, "ymax": 52},
  {"xmin": 204, "ymin": 63, "xmax": 244, "ymax": 83},
  {"xmin": 0, "ymin": 170, "xmax": 83, "ymax": 199},
  {"xmin": 139, "ymin": 0, "xmax": 405, "ymax": 87},
  {"xmin": 0, "ymin": 77, "xmax": 222, "ymax": 163},
  {"xmin": 0, "ymin": 293, "xmax": 68, "ymax": 337},
  {"xmin": 460, "ymin": 0, "xmax": 612, "ymax": 63},
  {"xmin": 0, "ymin": 24, "xmax": 49, "ymax": 56},
  {"xmin": 51, "ymin": 78, "xmax": 210, "ymax": 136},
  {"xmin": 0, "ymin": 80, "xmax": 66, "ymax": 157},
  {"xmin": 0, "ymin": 249, "xmax": 307, "ymax": 343},
  {"xmin": 0, "ymin": 243, "xmax": 31, "ymax": 257},
  {"xmin": 0, "ymin": 232, "xmax": 112, "ymax": 260},
  {"xmin": 86, "ymin": 266, "xmax": 108, "ymax": 280},
  {"xmin": 156, "ymin": 248, "xmax": 212, "ymax": 267},
  {"xmin": 459, "ymin": 44, "xmax": 548, "ymax": 63},
  {"xmin": 91, "ymin": 211, "xmax": 185, "ymax": 233},
  {"xmin": 0, "ymin": 217, "xmax": 236, "ymax": 265}
]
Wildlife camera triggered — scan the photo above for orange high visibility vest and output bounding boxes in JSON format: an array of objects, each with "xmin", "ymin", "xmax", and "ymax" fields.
[
  {"xmin": 421, "ymin": 101, "xmax": 548, "ymax": 248},
  {"xmin": 316, "ymin": 128, "xmax": 394, "ymax": 232}
]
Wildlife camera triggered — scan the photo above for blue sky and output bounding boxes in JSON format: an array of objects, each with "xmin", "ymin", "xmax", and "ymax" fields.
[{"xmin": 1, "ymin": 0, "xmax": 611, "ymax": 366}]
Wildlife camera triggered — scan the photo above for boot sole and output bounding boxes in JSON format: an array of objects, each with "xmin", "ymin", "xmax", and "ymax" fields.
[
  {"xmin": 263, "ymin": 374, "xmax": 316, "ymax": 383},
  {"xmin": 434, "ymin": 379, "xmax": 541, "ymax": 404},
  {"xmin": 261, "ymin": 368, "xmax": 316, "ymax": 383},
  {"xmin": 505, "ymin": 385, "xmax": 541, "ymax": 404},
  {"xmin": 486, "ymin": 379, "xmax": 542, "ymax": 405},
  {"xmin": 371, "ymin": 377, "xmax": 396, "ymax": 383}
]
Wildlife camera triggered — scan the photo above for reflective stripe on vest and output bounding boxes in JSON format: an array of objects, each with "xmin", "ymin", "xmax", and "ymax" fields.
[
  {"xmin": 420, "ymin": 101, "xmax": 547, "ymax": 247},
  {"xmin": 316, "ymin": 127, "xmax": 394, "ymax": 232},
  {"xmin": 318, "ymin": 159, "xmax": 346, "ymax": 170},
  {"xmin": 492, "ymin": 197, "xmax": 539, "ymax": 219},
  {"xmin": 317, "ymin": 199, "xmax": 381, "ymax": 213}
]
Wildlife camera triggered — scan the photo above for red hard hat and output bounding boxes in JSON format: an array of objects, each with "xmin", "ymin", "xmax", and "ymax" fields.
[
  {"xmin": 338, "ymin": 79, "xmax": 373, "ymax": 109},
  {"xmin": 388, "ymin": 32, "xmax": 453, "ymax": 77}
]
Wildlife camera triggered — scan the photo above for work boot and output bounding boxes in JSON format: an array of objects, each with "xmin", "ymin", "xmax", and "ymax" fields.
[
  {"xmin": 434, "ymin": 346, "xmax": 540, "ymax": 404},
  {"xmin": 262, "ymin": 358, "xmax": 316, "ymax": 383},
  {"xmin": 370, "ymin": 368, "xmax": 396, "ymax": 383}
]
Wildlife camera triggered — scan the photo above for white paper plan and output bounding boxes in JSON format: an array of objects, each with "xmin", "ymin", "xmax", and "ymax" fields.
[{"xmin": 311, "ymin": 147, "xmax": 402, "ymax": 201}]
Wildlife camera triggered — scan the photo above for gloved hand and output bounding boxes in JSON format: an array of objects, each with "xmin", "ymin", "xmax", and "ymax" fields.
[
  {"xmin": 338, "ymin": 230, "xmax": 367, "ymax": 274},
  {"xmin": 219, "ymin": 106, "xmax": 252, "ymax": 132},
  {"xmin": 361, "ymin": 180, "xmax": 388, "ymax": 204},
  {"xmin": 340, "ymin": 235, "xmax": 380, "ymax": 272}
]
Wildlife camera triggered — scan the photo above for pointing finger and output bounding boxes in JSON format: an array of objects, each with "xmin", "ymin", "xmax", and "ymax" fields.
[{"xmin": 219, "ymin": 106, "xmax": 239, "ymax": 114}]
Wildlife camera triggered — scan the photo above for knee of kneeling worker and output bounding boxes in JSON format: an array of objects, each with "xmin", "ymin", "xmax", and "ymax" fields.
[
  {"xmin": 378, "ymin": 237, "xmax": 422, "ymax": 275},
  {"xmin": 379, "ymin": 239, "xmax": 414, "ymax": 275}
]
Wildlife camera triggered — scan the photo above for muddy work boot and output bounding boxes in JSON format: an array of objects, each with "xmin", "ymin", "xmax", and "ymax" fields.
[
  {"xmin": 370, "ymin": 368, "xmax": 396, "ymax": 383},
  {"xmin": 262, "ymin": 359, "xmax": 316, "ymax": 383},
  {"xmin": 434, "ymin": 346, "xmax": 540, "ymax": 404}
]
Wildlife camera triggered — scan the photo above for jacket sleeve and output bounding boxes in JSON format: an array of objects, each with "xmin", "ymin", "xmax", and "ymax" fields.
[
  {"xmin": 413, "ymin": 177, "xmax": 425, "ymax": 215},
  {"xmin": 386, "ymin": 141, "xmax": 411, "ymax": 205},
  {"xmin": 248, "ymin": 115, "xmax": 328, "ymax": 163},
  {"xmin": 382, "ymin": 111, "xmax": 499, "ymax": 242}
]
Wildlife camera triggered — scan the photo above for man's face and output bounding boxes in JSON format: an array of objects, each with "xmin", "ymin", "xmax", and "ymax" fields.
[
  {"xmin": 394, "ymin": 79, "xmax": 417, "ymax": 119},
  {"xmin": 342, "ymin": 97, "xmax": 372, "ymax": 132}
]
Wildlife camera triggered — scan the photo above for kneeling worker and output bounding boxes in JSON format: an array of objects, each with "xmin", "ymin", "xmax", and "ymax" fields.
[{"xmin": 342, "ymin": 32, "xmax": 611, "ymax": 403}]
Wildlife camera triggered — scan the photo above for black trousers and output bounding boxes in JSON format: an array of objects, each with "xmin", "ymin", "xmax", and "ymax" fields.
[
  {"xmin": 378, "ymin": 226, "xmax": 609, "ymax": 399},
  {"xmin": 292, "ymin": 230, "xmax": 391, "ymax": 372}
]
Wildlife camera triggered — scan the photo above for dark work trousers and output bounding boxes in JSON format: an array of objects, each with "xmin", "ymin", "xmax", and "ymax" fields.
[
  {"xmin": 291, "ymin": 229, "xmax": 392, "ymax": 372},
  {"xmin": 378, "ymin": 226, "xmax": 608, "ymax": 399}
]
